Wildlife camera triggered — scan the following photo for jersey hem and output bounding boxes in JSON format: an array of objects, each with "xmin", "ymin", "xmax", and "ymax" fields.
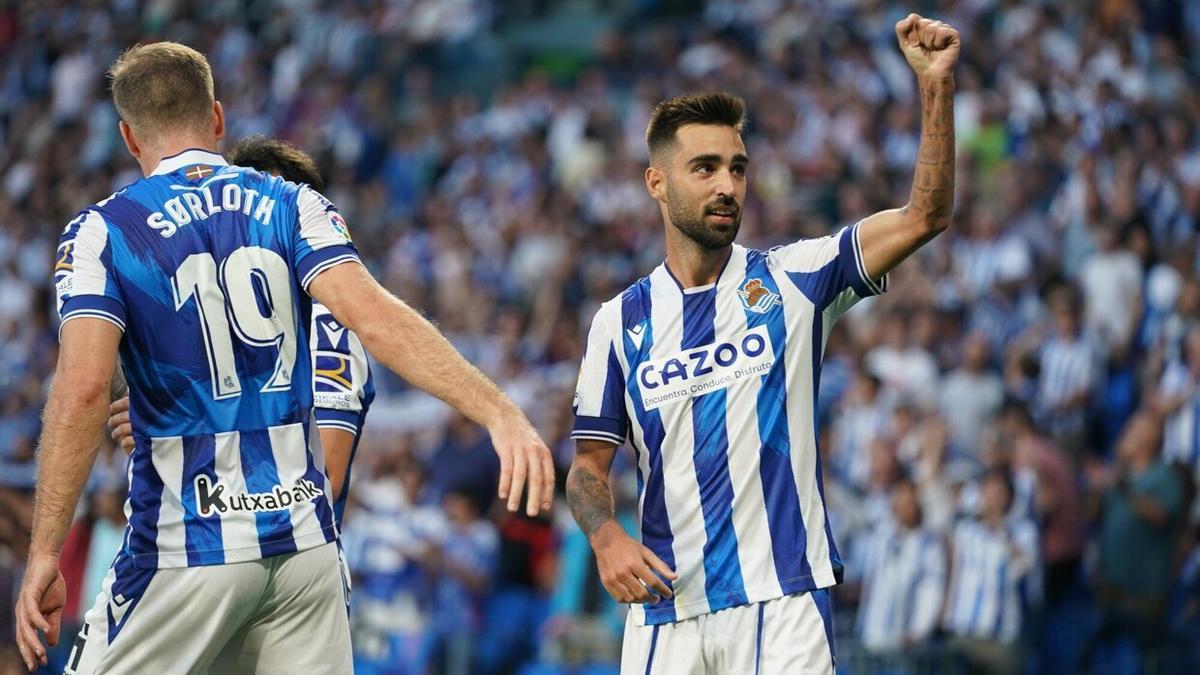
[
  {"xmin": 129, "ymin": 524, "xmax": 337, "ymax": 570},
  {"xmin": 636, "ymin": 569, "xmax": 839, "ymax": 626}
]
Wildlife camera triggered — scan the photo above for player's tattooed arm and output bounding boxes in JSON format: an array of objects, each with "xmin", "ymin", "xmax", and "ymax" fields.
[
  {"xmin": 856, "ymin": 15, "xmax": 960, "ymax": 279},
  {"xmin": 567, "ymin": 449, "xmax": 618, "ymax": 536},
  {"xmin": 569, "ymin": 439, "xmax": 677, "ymax": 604},
  {"xmin": 906, "ymin": 78, "xmax": 955, "ymax": 229}
]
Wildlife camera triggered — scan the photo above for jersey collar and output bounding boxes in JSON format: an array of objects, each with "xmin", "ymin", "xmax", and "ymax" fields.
[
  {"xmin": 150, "ymin": 148, "xmax": 228, "ymax": 176},
  {"xmin": 658, "ymin": 244, "xmax": 741, "ymax": 294}
]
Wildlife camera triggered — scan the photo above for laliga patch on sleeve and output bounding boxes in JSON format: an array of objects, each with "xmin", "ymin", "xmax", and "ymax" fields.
[{"xmin": 329, "ymin": 212, "xmax": 352, "ymax": 243}]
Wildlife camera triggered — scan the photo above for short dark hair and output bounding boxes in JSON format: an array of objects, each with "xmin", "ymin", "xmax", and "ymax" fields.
[
  {"xmin": 226, "ymin": 136, "xmax": 324, "ymax": 190},
  {"xmin": 645, "ymin": 92, "xmax": 746, "ymax": 160},
  {"xmin": 108, "ymin": 42, "xmax": 215, "ymax": 140}
]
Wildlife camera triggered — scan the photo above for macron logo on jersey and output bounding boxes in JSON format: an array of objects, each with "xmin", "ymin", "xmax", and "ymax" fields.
[
  {"xmin": 636, "ymin": 325, "xmax": 774, "ymax": 410},
  {"xmin": 321, "ymin": 320, "xmax": 346, "ymax": 349}
]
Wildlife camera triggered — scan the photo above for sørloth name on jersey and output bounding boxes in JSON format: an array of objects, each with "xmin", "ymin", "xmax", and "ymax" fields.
[{"xmin": 147, "ymin": 177, "xmax": 279, "ymax": 238}]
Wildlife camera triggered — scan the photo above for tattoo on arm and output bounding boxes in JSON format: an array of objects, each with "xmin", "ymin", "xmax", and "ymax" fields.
[
  {"xmin": 566, "ymin": 466, "xmax": 616, "ymax": 536},
  {"xmin": 908, "ymin": 81, "xmax": 956, "ymax": 226}
]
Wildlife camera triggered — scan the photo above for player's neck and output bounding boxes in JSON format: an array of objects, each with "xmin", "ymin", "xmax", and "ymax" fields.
[
  {"xmin": 664, "ymin": 236, "xmax": 731, "ymax": 289},
  {"xmin": 136, "ymin": 137, "xmax": 222, "ymax": 177}
]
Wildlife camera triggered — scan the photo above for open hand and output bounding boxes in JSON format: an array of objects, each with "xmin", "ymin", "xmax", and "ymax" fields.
[
  {"xmin": 14, "ymin": 553, "xmax": 66, "ymax": 671},
  {"xmin": 895, "ymin": 13, "xmax": 960, "ymax": 83},
  {"xmin": 488, "ymin": 412, "xmax": 556, "ymax": 516}
]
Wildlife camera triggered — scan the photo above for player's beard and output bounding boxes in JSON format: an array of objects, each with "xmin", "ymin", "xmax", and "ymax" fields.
[{"xmin": 666, "ymin": 188, "xmax": 741, "ymax": 251}]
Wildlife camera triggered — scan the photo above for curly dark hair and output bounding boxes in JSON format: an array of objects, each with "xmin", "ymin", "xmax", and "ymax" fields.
[{"xmin": 226, "ymin": 136, "xmax": 324, "ymax": 190}]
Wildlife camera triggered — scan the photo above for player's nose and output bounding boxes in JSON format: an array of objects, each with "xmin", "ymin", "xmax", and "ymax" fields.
[{"xmin": 713, "ymin": 168, "xmax": 735, "ymax": 196}]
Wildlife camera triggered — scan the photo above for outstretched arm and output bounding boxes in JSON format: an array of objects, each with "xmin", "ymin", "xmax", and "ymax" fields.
[
  {"xmin": 858, "ymin": 14, "xmax": 959, "ymax": 279},
  {"xmin": 308, "ymin": 261, "xmax": 554, "ymax": 516}
]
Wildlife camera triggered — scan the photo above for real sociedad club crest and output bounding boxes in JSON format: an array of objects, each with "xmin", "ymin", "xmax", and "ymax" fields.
[{"xmin": 738, "ymin": 278, "xmax": 780, "ymax": 314}]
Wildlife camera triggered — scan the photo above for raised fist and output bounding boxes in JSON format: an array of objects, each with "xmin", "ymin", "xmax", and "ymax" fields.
[{"xmin": 895, "ymin": 13, "xmax": 960, "ymax": 83}]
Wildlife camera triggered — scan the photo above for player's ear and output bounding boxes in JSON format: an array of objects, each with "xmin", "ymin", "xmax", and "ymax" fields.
[
  {"xmin": 212, "ymin": 101, "xmax": 226, "ymax": 143},
  {"xmin": 118, "ymin": 120, "xmax": 141, "ymax": 159},
  {"xmin": 645, "ymin": 165, "xmax": 666, "ymax": 203}
]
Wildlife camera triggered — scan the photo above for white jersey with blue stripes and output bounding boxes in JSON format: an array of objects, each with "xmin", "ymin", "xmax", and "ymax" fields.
[
  {"xmin": 857, "ymin": 521, "xmax": 946, "ymax": 652},
  {"xmin": 943, "ymin": 516, "xmax": 1040, "ymax": 644},
  {"xmin": 54, "ymin": 149, "xmax": 360, "ymax": 569},
  {"xmin": 572, "ymin": 223, "xmax": 886, "ymax": 626}
]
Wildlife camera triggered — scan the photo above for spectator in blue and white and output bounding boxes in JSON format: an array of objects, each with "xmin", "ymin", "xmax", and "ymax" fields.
[
  {"xmin": 425, "ymin": 487, "xmax": 500, "ymax": 675},
  {"xmin": 968, "ymin": 241, "xmax": 1040, "ymax": 357},
  {"xmin": 1078, "ymin": 222, "xmax": 1144, "ymax": 358},
  {"xmin": 912, "ymin": 417, "xmax": 977, "ymax": 534},
  {"xmin": 843, "ymin": 440, "xmax": 906, "ymax": 594},
  {"xmin": 831, "ymin": 371, "xmax": 893, "ymax": 491},
  {"xmin": 1156, "ymin": 326, "xmax": 1200, "ymax": 479},
  {"xmin": 858, "ymin": 478, "xmax": 947, "ymax": 655},
  {"xmin": 343, "ymin": 451, "xmax": 446, "ymax": 675},
  {"xmin": 953, "ymin": 206, "xmax": 1015, "ymax": 300},
  {"xmin": 944, "ymin": 469, "xmax": 1041, "ymax": 675},
  {"xmin": 1037, "ymin": 287, "xmax": 1101, "ymax": 457},
  {"xmin": 866, "ymin": 313, "xmax": 940, "ymax": 410}
]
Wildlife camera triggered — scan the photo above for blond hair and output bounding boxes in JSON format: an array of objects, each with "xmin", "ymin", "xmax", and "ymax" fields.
[{"xmin": 108, "ymin": 42, "xmax": 215, "ymax": 140}]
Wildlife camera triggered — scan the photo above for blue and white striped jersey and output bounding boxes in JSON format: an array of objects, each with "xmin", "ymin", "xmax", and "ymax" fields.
[
  {"xmin": 54, "ymin": 149, "xmax": 360, "ymax": 569},
  {"xmin": 857, "ymin": 521, "xmax": 946, "ymax": 652},
  {"xmin": 571, "ymin": 223, "xmax": 887, "ymax": 626},
  {"xmin": 942, "ymin": 517, "xmax": 1040, "ymax": 644},
  {"xmin": 310, "ymin": 301, "xmax": 375, "ymax": 525}
]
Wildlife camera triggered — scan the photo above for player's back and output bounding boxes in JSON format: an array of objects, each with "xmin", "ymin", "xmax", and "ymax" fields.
[{"xmin": 56, "ymin": 149, "xmax": 356, "ymax": 569}]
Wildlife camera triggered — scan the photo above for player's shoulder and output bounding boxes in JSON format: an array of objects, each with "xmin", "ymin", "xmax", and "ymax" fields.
[
  {"xmin": 764, "ymin": 226, "xmax": 849, "ymax": 256},
  {"xmin": 220, "ymin": 164, "xmax": 305, "ymax": 196},
  {"xmin": 595, "ymin": 271, "xmax": 658, "ymax": 330},
  {"xmin": 61, "ymin": 187, "xmax": 133, "ymax": 238}
]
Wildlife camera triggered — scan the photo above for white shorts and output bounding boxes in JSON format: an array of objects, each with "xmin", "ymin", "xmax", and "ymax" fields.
[
  {"xmin": 65, "ymin": 541, "xmax": 352, "ymax": 674},
  {"xmin": 621, "ymin": 588, "xmax": 836, "ymax": 675}
]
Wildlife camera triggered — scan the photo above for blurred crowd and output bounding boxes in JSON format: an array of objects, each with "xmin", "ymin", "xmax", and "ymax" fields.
[{"xmin": 2, "ymin": 0, "xmax": 1200, "ymax": 673}]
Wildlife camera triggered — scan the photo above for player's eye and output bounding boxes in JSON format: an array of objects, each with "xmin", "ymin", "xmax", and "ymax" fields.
[
  {"xmin": 732, "ymin": 164, "xmax": 747, "ymax": 176},
  {"xmin": 694, "ymin": 164, "xmax": 713, "ymax": 175}
]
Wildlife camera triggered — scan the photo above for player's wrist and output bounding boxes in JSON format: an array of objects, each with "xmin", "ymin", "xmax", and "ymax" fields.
[
  {"xmin": 917, "ymin": 72, "xmax": 956, "ymax": 91},
  {"xmin": 587, "ymin": 518, "xmax": 624, "ymax": 547},
  {"xmin": 27, "ymin": 544, "xmax": 62, "ymax": 562}
]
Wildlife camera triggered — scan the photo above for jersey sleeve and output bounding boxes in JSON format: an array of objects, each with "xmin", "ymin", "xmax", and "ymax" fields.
[
  {"xmin": 311, "ymin": 301, "xmax": 372, "ymax": 435},
  {"xmin": 571, "ymin": 304, "xmax": 629, "ymax": 446},
  {"xmin": 769, "ymin": 220, "xmax": 887, "ymax": 316},
  {"xmin": 54, "ymin": 210, "xmax": 127, "ymax": 332},
  {"xmin": 293, "ymin": 186, "xmax": 363, "ymax": 292}
]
